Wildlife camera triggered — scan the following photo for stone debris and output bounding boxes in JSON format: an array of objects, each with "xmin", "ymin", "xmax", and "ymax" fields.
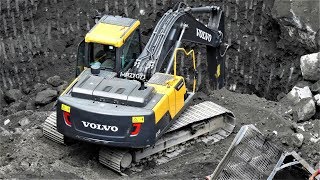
[
  {"xmin": 310, "ymin": 137, "xmax": 320, "ymax": 143},
  {"xmin": 3, "ymin": 119, "xmax": 10, "ymax": 126},
  {"xmin": 293, "ymin": 133, "xmax": 304, "ymax": 148},
  {"xmin": 19, "ymin": 117, "xmax": 30, "ymax": 126},
  {"xmin": 47, "ymin": 76, "xmax": 63, "ymax": 87},
  {"xmin": 314, "ymin": 94, "xmax": 320, "ymax": 106},
  {"xmin": 6, "ymin": 101, "xmax": 27, "ymax": 114},
  {"xmin": 292, "ymin": 98, "xmax": 316, "ymax": 122},
  {"xmin": 310, "ymin": 80, "xmax": 320, "ymax": 94},
  {"xmin": 57, "ymin": 81, "xmax": 68, "ymax": 94},
  {"xmin": 300, "ymin": 52, "xmax": 320, "ymax": 81},
  {"xmin": 35, "ymin": 89, "xmax": 58, "ymax": 106},
  {"xmin": 33, "ymin": 83, "xmax": 49, "ymax": 93},
  {"xmin": 4, "ymin": 89, "xmax": 23, "ymax": 104}
]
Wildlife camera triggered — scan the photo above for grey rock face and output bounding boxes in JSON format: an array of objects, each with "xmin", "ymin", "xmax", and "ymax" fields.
[
  {"xmin": 272, "ymin": 0, "xmax": 319, "ymax": 32},
  {"xmin": 35, "ymin": 89, "xmax": 58, "ymax": 105},
  {"xmin": 4, "ymin": 89, "xmax": 23, "ymax": 104}
]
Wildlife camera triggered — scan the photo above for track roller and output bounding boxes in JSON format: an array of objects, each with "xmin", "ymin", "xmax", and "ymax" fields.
[{"xmin": 99, "ymin": 147, "xmax": 132, "ymax": 175}]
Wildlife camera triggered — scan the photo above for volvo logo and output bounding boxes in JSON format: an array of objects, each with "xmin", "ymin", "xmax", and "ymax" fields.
[
  {"xmin": 82, "ymin": 121, "xmax": 118, "ymax": 132},
  {"xmin": 196, "ymin": 28, "xmax": 212, "ymax": 42}
]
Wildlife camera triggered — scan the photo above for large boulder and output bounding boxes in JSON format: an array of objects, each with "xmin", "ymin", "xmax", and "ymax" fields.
[
  {"xmin": 284, "ymin": 86, "xmax": 313, "ymax": 105},
  {"xmin": 300, "ymin": 52, "xmax": 320, "ymax": 81},
  {"xmin": 47, "ymin": 75, "xmax": 63, "ymax": 87},
  {"xmin": 292, "ymin": 98, "xmax": 316, "ymax": 122},
  {"xmin": 4, "ymin": 89, "xmax": 23, "ymax": 104},
  {"xmin": 35, "ymin": 89, "xmax": 58, "ymax": 105},
  {"xmin": 272, "ymin": 0, "xmax": 319, "ymax": 32}
]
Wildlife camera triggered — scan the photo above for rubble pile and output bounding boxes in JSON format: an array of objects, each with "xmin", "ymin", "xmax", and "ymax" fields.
[
  {"xmin": 277, "ymin": 52, "xmax": 320, "ymax": 166},
  {"xmin": 1, "ymin": 76, "xmax": 68, "ymax": 116},
  {"xmin": 280, "ymin": 52, "xmax": 320, "ymax": 122}
]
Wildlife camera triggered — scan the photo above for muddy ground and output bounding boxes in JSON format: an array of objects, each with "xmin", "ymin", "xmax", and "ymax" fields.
[{"xmin": 0, "ymin": 89, "xmax": 319, "ymax": 179}]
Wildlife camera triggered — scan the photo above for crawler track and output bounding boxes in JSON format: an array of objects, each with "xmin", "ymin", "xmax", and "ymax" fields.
[{"xmin": 43, "ymin": 101, "xmax": 235, "ymax": 175}]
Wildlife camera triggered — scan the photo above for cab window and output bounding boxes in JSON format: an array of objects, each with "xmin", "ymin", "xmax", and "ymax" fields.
[
  {"xmin": 91, "ymin": 43, "xmax": 116, "ymax": 71},
  {"xmin": 121, "ymin": 30, "xmax": 140, "ymax": 70}
]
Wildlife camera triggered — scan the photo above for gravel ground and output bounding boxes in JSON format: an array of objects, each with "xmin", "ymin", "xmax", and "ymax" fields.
[{"xmin": 0, "ymin": 88, "xmax": 318, "ymax": 179}]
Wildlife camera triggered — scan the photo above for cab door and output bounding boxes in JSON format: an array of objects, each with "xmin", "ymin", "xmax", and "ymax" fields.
[{"xmin": 119, "ymin": 29, "xmax": 142, "ymax": 72}]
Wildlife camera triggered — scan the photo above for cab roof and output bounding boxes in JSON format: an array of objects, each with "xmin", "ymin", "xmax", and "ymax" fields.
[{"xmin": 85, "ymin": 15, "xmax": 140, "ymax": 47}]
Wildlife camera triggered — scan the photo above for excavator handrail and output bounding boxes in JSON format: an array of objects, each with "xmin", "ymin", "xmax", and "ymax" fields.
[{"xmin": 173, "ymin": 48, "xmax": 197, "ymax": 93}]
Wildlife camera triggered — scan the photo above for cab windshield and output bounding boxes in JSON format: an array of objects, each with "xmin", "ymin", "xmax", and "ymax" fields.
[{"xmin": 91, "ymin": 43, "xmax": 116, "ymax": 70}]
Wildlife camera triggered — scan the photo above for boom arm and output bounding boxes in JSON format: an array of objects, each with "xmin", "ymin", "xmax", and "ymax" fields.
[{"xmin": 126, "ymin": 3, "xmax": 225, "ymax": 89}]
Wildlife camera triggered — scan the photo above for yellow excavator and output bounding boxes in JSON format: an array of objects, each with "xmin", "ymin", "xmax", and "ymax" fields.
[{"xmin": 43, "ymin": 2, "xmax": 235, "ymax": 174}]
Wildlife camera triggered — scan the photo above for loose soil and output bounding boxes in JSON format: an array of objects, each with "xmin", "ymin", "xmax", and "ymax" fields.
[{"xmin": 0, "ymin": 88, "xmax": 319, "ymax": 179}]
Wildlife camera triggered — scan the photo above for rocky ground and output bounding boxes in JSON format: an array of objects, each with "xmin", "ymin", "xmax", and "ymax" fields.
[{"xmin": 0, "ymin": 88, "xmax": 319, "ymax": 179}]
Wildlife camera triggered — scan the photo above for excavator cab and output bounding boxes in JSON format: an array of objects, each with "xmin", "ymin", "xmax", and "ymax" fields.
[{"xmin": 76, "ymin": 15, "xmax": 141, "ymax": 76}]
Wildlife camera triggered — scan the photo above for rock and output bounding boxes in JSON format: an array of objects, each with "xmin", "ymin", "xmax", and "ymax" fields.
[
  {"xmin": 26, "ymin": 100, "xmax": 36, "ymax": 110},
  {"xmin": 4, "ymin": 89, "xmax": 22, "ymax": 104},
  {"xmin": 292, "ymin": 98, "xmax": 316, "ymax": 122},
  {"xmin": 295, "ymin": 81, "xmax": 312, "ymax": 88},
  {"xmin": 314, "ymin": 94, "xmax": 320, "ymax": 106},
  {"xmin": 300, "ymin": 52, "xmax": 320, "ymax": 81},
  {"xmin": 57, "ymin": 81, "xmax": 68, "ymax": 94},
  {"xmin": 35, "ymin": 89, "xmax": 58, "ymax": 105},
  {"xmin": 19, "ymin": 117, "xmax": 30, "ymax": 126},
  {"xmin": 311, "ymin": 80, "xmax": 320, "ymax": 94},
  {"xmin": 33, "ymin": 83, "xmax": 49, "ymax": 93},
  {"xmin": 272, "ymin": 0, "xmax": 319, "ymax": 32},
  {"xmin": 14, "ymin": 128, "xmax": 23, "ymax": 134},
  {"xmin": 293, "ymin": 133, "xmax": 304, "ymax": 148},
  {"xmin": 6, "ymin": 101, "xmax": 27, "ymax": 115},
  {"xmin": 0, "ymin": 126, "xmax": 11, "ymax": 136},
  {"xmin": 310, "ymin": 137, "xmax": 320, "ymax": 143},
  {"xmin": 290, "ymin": 122, "xmax": 299, "ymax": 133},
  {"xmin": 0, "ymin": 89, "xmax": 5, "ymax": 108},
  {"xmin": 284, "ymin": 86, "xmax": 313, "ymax": 104},
  {"xmin": 4, "ymin": 119, "xmax": 10, "ymax": 126},
  {"xmin": 276, "ymin": 92, "xmax": 286, "ymax": 101},
  {"xmin": 22, "ymin": 86, "xmax": 31, "ymax": 95},
  {"xmin": 47, "ymin": 75, "xmax": 63, "ymax": 87}
]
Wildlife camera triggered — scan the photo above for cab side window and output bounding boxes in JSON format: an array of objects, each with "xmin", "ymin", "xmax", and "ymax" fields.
[{"xmin": 121, "ymin": 30, "xmax": 140, "ymax": 70}]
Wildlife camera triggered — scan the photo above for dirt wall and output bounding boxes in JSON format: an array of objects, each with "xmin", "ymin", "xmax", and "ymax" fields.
[{"xmin": 0, "ymin": 0, "xmax": 318, "ymax": 114}]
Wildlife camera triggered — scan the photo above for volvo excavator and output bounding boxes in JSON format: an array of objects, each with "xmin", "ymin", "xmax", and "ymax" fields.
[{"xmin": 43, "ymin": 3, "xmax": 235, "ymax": 175}]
